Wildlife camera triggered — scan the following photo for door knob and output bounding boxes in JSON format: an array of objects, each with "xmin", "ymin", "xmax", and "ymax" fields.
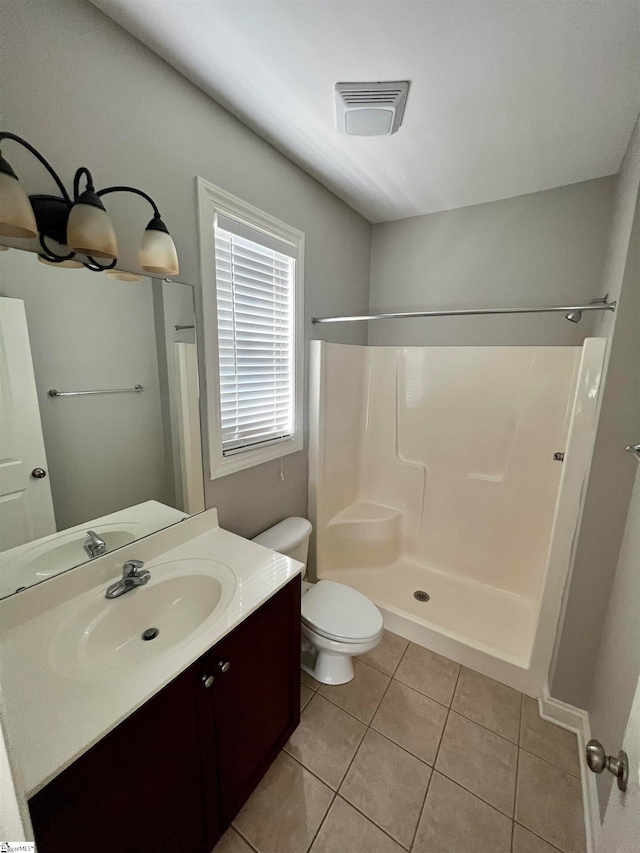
[
  {"xmin": 586, "ymin": 739, "xmax": 628, "ymax": 792},
  {"xmin": 218, "ymin": 661, "xmax": 231, "ymax": 673},
  {"xmin": 202, "ymin": 675, "xmax": 214, "ymax": 689},
  {"xmin": 31, "ymin": 468, "xmax": 47, "ymax": 479}
]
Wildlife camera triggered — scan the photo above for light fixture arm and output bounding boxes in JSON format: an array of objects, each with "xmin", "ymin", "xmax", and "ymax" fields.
[
  {"xmin": 96, "ymin": 185, "xmax": 161, "ymax": 219},
  {"xmin": 0, "ymin": 132, "xmax": 72, "ymax": 203}
]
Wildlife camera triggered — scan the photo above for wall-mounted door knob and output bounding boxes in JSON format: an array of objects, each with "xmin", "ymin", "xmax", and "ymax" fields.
[
  {"xmin": 31, "ymin": 468, "xmax": 47, "ymax": 479},
  {"xmin": 586, "ymin": 739, "xmax": 628, "ymax": 792},
  {"xmin": 218, "ymin": 661, "xmax": 230, "ymax": 673},
  {"xmin": 202, "ymin": 675, "xmax": 214, "ymax": 689}
]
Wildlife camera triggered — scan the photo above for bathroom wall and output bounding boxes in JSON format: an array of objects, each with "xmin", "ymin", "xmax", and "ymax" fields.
[
  {"xmin": 369, "ymin": 178, "xmax": 615, "ymax": 347},
  {"xmin": 0, "ymin": 0, "xmax": 371, "ymax": 540},
  {"xmin": 0, "ymin": 250, "xmax": 170, "ymax": 531},
  {"xmin": 551, "ymin": 119, "xmax": 640, "ymax": 709}
]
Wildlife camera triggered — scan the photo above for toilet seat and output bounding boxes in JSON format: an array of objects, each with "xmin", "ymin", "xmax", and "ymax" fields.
[{"xmin": 301, "ymin": 580, "xmax": 383, "ymax": 644}]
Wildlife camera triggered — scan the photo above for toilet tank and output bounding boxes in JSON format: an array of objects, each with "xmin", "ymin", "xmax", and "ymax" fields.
[{"xmin": 252, "ymin": 517, "xmax": 313, "ymax": 568}]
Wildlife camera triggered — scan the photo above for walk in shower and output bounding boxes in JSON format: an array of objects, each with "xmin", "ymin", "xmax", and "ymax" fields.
[{"xmin": 309, "ymin": 339, "xmax": 606, "ymax": 694}]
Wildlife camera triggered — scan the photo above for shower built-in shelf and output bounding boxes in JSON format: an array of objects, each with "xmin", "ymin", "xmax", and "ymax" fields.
[{"xmin": 328, "ymin": 501, "xmax": 402, "ymax": 568}]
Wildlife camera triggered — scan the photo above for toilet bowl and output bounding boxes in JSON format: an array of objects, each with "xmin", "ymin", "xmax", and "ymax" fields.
[{"xmin": 253, "ymin": 517, "xmax": 383, "ymax": 685}]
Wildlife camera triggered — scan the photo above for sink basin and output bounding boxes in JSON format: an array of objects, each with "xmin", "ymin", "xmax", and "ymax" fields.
[{"xmin": 52, "ymin": 558, "xmax": 236, "ymax": 673}]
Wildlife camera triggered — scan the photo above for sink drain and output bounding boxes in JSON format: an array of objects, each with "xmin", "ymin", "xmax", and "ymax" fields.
[
  {"xmin": 414, "ymin": 590, "xmax": 430, "ymax": 602},
  {"xmin": 142, "ymin": 627, "xmax": 159, "ymax": 641}
]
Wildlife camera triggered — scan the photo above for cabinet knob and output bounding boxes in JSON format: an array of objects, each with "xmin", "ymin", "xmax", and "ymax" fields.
[
  {"xmin": 202, "ymin": 675, "xmax": 214, "ymax": 688},
  {"xmin": 218, "ymin": 661, "xmax": 231, "ymax": 673},
  {"xmin": 31, "ymin": 468, "xmax": 47, "ymax": 479}
]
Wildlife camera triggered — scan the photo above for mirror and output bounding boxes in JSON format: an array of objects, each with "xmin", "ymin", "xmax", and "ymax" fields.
[{"xmin": 0, "ymin": 248, "xmax": 205, "ymax": 599}]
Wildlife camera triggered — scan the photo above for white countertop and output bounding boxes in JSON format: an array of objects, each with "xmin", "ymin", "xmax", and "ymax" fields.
[{"xmin": 0, "ymin": 509, "xmax": 302, "ymax": 797}]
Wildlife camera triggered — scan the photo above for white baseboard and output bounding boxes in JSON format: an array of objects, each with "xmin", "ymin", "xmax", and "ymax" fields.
[{"xmin": 539, "ymin": 686, "xmax": 601, "ymax": 853}]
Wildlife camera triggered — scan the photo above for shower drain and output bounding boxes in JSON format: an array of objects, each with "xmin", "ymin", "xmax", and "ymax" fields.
[{"xmin": 414, "ymin": 590, "xmax": 430, "ymax": 602}]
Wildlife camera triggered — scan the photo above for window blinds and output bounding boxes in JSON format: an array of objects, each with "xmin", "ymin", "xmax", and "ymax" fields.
[{"xmin": 214, "ymin": 216, "xmax": 296, "ymax": 456}]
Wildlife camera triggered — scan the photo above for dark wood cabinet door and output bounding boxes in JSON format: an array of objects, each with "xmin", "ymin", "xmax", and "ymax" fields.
[
  {"xmin": 29, "ymin": 659, "xmax": 216, "ymax": 853},
  {"xmin": 211, "ymin": 575, "xmax": 301, "ymax": 826}
]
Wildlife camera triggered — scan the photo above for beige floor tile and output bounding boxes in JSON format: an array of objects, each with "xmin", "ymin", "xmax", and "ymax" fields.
[
  {"xmin": 371, "ymin": 679, "xmax": 447, "ymax": 765},
  {"xmin": 301, "ymin": 670, "xmax": 322, "ymax": 691},
  {"xmin": 515, "ymin": 750, "xmax": 586, "ymax": 853},
  {"xmin": 436, "ymin": 711, "xmax": 517, "ymax": 816},
  {"xmin": 339, "ymin": 729, "xmax": 431, "ymax": 847},
  {"xmin": 513, "ymin": 823, "xmax": 563, "ymax": 853},
  {"xmin": 212, "ymin": 827, "xmax": 255, "ymax": 853},
  {"xmin": 318, "ymin": 659, "xmax": 390, "ymax": 723},
  {"xmin": 451, "ymin": 667, "xmax": 522, "ymax": 742},
  {"xmin": 357, "ymin": 629, "xmax": 409, "ymax": 676},
  {"xmin": 520, "ymin": 696, "xmax": 581, "ymax": 777},
  {"xmin": 309, "ymin": 796, "xmax": 405, "ymax": 853},
  {"xmin": 233, "ymin": 752, "xmax": 334, "ymax": 853},
  {"xmin": 300, "ymin": 682, "xmax": 314, "ymax": 711},
  {"xmin": 413, "ymin": 771, "xmax": 512, "ymax": 853},
  {"xmin": 285, "ymin": 694, "xmax": 366, "ymax": 789},
  {"xmin": 394, "ymin": 642, "xmax": 460, "ymax": 706}
]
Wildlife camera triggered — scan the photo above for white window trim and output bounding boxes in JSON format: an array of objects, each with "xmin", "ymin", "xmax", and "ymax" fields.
[{"xmin": 197, "ymin": 178, "xmax": 305, "ymax": 479}]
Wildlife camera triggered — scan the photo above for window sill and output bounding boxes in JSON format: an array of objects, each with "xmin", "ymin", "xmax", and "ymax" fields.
[{"xmin": 209, "ymin": 435, "xmax": 303, "ymax": 479}]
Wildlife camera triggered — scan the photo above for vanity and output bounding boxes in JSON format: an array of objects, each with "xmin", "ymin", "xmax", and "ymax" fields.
[{"xmin": 1, "ymin": 511, "xmax": 302, "ymax": 853}]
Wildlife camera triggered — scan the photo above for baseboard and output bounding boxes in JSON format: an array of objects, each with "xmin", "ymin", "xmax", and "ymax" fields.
[{"xmin": 539, "ymin": 685, "xmax": 601, "ymax": 853}]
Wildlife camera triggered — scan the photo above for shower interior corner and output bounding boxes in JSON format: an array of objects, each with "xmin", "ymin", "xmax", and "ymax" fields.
[{"xmin": 308, "ymin": 338, "xmax": 606, "ymax": 695}]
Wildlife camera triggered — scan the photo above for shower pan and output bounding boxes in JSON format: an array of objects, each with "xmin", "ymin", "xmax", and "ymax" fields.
[{"xmin": 309, "ymin": 339, "xmax": 606, "ymax": 695}]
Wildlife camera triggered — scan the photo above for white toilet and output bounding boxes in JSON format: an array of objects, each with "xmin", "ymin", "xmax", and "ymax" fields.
[{"xmin": 253, "ymin": 517, "xmax": 383, "ymax": 685}]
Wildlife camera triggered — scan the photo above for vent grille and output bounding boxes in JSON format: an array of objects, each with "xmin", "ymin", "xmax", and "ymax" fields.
[{"xmin": 335, "ymin": 81, "xmax": 410, "ymax": 135}]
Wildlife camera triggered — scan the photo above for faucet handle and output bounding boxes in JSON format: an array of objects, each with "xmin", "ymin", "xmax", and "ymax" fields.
[{"xmin": 123, "ymin": 559, "xmax": 145, "ymax": 577}]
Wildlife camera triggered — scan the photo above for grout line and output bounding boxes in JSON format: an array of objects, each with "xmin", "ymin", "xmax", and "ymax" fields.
[
  {"xmin": 518, "ymin": 744, "xmax": 582, "ymax": 779},
  {"xmin": 409, "ymin": 662, "xmax": 463, "ymax": 851},
  {"xmin": 433, "ymin": 764, "xmax": 516, "ymax": 821},
  {"xmin": 305, "ymin": 790, "xmax": 337, "ymax": 853},
  {"xmin": 334, "ymin": 793, "xmax": 414, "ymax": 852},
  {"xmin": 513, "ymin": 821, "xmax": 567, "ymax": 853},
  {"xmin": 511, "ymin": 699, "xmax": 522, "ymax": 852},
  {"xmin": 230, "ymin": 824, "xmax": 260, "ymax": 853}
]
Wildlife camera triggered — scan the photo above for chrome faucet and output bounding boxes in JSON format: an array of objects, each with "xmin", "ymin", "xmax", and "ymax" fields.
[
  {"xmin": 84, "ymin": 530, "xmax": 107, "ymax": 558},
  {"xmin": 105, "ymin": 560, "xmax": 151, "ymax": 599}
]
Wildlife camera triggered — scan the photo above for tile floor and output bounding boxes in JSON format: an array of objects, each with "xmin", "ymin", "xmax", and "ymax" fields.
[{"xmin": 214, "ymin": 631, "xmax": 586, "ymax": 853}]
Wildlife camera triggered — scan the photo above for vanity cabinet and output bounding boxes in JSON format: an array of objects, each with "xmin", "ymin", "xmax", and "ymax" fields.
[{"xmin": 29, "ymin": 575, "xmax": 301, "ymax": 853}]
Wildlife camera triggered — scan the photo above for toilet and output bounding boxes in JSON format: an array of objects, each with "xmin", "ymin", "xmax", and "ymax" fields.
[{"xmin": 253, "ymin": 517, "xmax": 383, "ymax": 685}]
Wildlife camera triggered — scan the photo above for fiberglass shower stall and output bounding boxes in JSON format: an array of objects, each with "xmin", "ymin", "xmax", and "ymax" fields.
[{"xmin": 309, "ymin": 339, "xmax": 606, "ymax": 695}]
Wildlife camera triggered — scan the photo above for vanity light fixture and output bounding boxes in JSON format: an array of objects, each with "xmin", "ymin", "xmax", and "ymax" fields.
[
  {"xmin": 104, "ymin": 269, "xmax": 145, "ymax": 282},
  {"xmin": 0, "ymin": 132, "xmax": 179, "ymax": 275}
]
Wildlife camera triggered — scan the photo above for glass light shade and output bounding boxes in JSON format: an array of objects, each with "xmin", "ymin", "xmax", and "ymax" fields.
[
  {"xmin": 67, "ymin": 201, "xmax": 118, "ymax": 259},
  {"xmin": 104, "ymin": 269, "xmax": 145, "ymax": 282},
  {"xmin": 0, "ymin": 171, "xmax": 38, "ymax": 239},
  {"xmin": 37, "ymin": 254, "xmax": 83, "ymax": 269},
  {"xmin": 139, "ymin": 227, "xmax": 179, "ymax": 276}
]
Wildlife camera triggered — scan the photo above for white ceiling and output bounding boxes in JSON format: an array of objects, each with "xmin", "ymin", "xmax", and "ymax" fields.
[{"xmin": 92, "ymin": 1, "xmax": 639, "ymax": 223}]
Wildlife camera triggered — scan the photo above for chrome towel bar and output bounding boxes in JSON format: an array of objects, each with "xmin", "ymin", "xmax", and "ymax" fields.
[
  {"xmin": 626, "ymin": 444, "xmax": 640, "ymax": 463},
  {"xmin": 48, "ymin": 384, "xmax": 145, "ymax": 398}
]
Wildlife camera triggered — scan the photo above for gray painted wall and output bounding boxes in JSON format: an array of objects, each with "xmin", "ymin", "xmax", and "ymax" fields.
[
  {"xmin": 368, "ymin": 178, "xmax": 615, "ymax": 346},
  {"xmin": 0, "ymin": 250, "xmax": 169, "ymax": 531},
  {"xmin": 551, "ymin": 120, "xmax": 640, "ymax": 709},
  {"xmin": 0, "ymin": 0, "xmax": 371, "ymax": 540}
]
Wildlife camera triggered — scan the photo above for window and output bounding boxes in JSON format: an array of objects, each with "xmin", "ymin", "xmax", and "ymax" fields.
[{"xmin": 198, "ymin": 179, "xmax": 304, "ymax": 478}]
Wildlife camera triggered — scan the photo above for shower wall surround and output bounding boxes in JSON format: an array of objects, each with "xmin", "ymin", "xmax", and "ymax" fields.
[{"xmin": 309, "ymin": 340, "xmax": 606, "ymax": 694}]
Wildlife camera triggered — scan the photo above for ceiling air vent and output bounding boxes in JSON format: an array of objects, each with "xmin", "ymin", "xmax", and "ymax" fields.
[{"xmin": 335, "ymin": 81, "xmax": 410, "ymax": 136}]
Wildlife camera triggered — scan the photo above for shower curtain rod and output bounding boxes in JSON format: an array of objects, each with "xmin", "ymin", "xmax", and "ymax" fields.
[{"xmin": 312, "ymin": 296, "xmax": 616, "ymax": 325}]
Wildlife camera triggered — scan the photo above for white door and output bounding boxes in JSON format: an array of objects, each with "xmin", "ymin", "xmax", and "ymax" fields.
[
  {"xmin": 0, "ymin": 297, "xmax": 56, "ymax": 551},
  {"xmin": 600, "ymin": 675, "xmax": 640, "ymax": 852}
]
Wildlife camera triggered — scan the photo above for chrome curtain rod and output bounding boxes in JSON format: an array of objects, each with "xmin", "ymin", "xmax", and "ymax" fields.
[
  {"xmin": 49, "ymin": 384, "xmax": 145, "ymax": 398},
  {"xmin": 312, "ymin": 296, "xmax": 616, "ymax": 325}
]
